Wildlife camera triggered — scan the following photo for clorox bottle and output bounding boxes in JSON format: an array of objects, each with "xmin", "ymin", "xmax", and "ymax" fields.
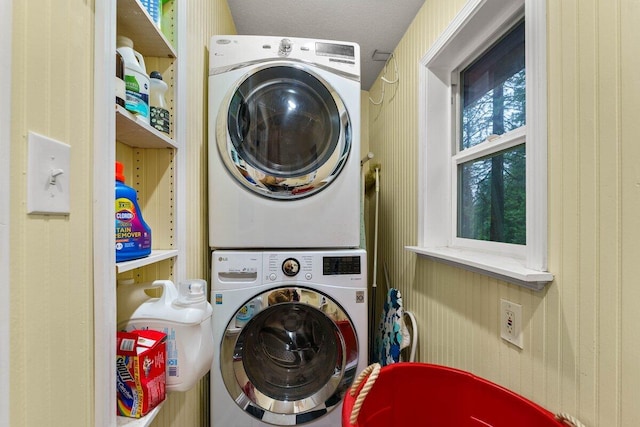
[
  {"xmin": 118, "ymin": 279, "xmax": 214, "ymax": 392},
  {"xmin": 116, "ymin": 36, "xmax": 150, "ymax": 124},
  {"xmin": 115, "ymin": 162, "xmax": 152, "ymax": 262}
]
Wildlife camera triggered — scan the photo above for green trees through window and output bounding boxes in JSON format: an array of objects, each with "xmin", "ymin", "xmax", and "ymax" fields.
[{"xmin": 457, "ymin": 20, "xmax": 526, "ymax": 245}]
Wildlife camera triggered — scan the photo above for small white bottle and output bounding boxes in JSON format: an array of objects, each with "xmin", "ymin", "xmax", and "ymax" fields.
[{"xmin": 149, "ymin": 71, "xmax": 170, "ymax": 135}]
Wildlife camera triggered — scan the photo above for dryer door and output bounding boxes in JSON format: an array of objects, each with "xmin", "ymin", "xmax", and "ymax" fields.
[
  {"xmin": 220, "ymin": 287, "xmax": 358, "ymax": 424},
  {"xmin": 216, "ymin": 64, "xmax": 352, "ymax": 200}
]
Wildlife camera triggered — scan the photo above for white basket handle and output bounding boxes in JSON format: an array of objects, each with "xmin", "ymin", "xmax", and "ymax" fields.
[
  {"xmin": 348, "ymin": 363, "xmax": 381, "ymax": 425},
  {"xmin": 556, "ymin": 412, "xmax": 587, "ymax": 427}
]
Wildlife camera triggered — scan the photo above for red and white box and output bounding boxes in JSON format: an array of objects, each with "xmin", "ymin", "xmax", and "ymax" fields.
[{"xmin": 116, "ymin": 329, "xmax": 167, "ymax": 418}]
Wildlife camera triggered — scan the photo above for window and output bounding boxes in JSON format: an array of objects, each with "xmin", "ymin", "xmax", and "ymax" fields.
[
  {"xmin": 408, "ymin": 0, "xmax": 553, "ymax": 290},
  {"xmin": 456, "ymin": 20, "xmax": 525, "ymax": 246}
]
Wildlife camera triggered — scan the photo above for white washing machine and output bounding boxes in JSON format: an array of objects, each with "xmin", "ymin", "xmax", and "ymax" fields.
[
  {"xmin": 210, "ymin": 249, "xmax": 367, "ymax": 426},
  {"xmin": 208, "ymin": 35, "xmax": 361, "ymax": 249}
]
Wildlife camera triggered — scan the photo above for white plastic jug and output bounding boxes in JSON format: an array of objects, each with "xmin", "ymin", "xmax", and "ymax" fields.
[
  {"xmin": 116, "ymin": 36, "xmax": 150, "ymax": 124},
  {"xmin": 118, "ymin": 279, "xmax": 214, "ymax": 392},
  {"xmin": 117, "ymin": 279, "xmax": 155, "ymax": 325}
]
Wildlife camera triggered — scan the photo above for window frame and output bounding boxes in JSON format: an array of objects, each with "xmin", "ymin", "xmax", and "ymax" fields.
[{"xmin": 407, "ymin": 0, "xmax": 553, "ymax": 290}]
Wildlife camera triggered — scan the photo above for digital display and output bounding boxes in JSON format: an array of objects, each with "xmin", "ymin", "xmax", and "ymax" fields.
[
  {"xmin": 316, "ymin": 42, "xmax": 355, "ymax": 59},
  {"xmin": 323, "ymin": 256, "xmax": 361, "ymax": 275}
]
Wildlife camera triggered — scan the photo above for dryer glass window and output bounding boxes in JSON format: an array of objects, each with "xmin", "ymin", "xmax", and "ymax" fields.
[{"xmin": 227, "ymin": 66, "xmax": 341, "ymax": 178}]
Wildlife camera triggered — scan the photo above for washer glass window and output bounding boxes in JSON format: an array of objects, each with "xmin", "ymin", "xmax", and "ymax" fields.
[
  {"xmin": 241, "ymin": 302, "xmax": 340, "ymax": 401},
  {"xmin": 221, "ymin": 287, "xmax": 358, "ymax": 422}
]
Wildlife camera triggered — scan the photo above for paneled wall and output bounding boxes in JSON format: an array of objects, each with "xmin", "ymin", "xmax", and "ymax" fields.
[
  {"xmin": 366, "ymin": 0, "xmax": 640, "ymax": 426},
  {"xmin": 10, "ymin": 1, "xmax": 95, "ymax": 426}
]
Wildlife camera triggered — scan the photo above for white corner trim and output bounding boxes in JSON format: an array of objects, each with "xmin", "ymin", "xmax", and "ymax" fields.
[
  {"xmin": 524, "ymin": 0, "xmax": 548, "ymax": 271},
  {"xmin": 420, "ymin": 0, "xmax": 485, "ymax": 66},
  {"xmin": 93, "ymin": 0, "xmax": 117, "ymax": 426}
]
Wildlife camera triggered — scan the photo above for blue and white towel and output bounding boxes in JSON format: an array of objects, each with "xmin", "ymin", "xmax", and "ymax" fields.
[{"xmin": 375, "ymin": 288, "xmax": 411, "ymax": 366}]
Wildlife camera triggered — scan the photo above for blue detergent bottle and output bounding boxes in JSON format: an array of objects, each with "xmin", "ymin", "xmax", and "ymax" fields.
[{"xmin": 115, "ymin": 162, "xmax": 152, "ymax": 262}]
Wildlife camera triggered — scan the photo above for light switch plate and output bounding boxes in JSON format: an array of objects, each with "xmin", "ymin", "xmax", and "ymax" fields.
[{"xmin": 27, "ymin": 131, "xmax": 70, "ymax": 215}]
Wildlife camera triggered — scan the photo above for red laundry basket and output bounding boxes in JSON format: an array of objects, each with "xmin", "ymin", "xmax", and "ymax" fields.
[{"xmin": 342, "ymin": 363, "xmax": 573, "ymax": 427}]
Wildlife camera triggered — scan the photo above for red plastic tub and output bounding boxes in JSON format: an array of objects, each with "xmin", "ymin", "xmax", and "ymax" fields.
[{"xmin": 343, "ymin": 363, "xmax": 571, "ymax": 427}]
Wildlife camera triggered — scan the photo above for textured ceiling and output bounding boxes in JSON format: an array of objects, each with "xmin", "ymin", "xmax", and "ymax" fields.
[{"xmin": 226, "ymin": 0, "xmax": 425, "ymax": 90}]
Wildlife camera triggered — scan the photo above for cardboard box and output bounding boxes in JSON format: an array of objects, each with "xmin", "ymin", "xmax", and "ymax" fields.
[{"xmin": 116, "ymin": 329, "xmax": 167, "ymax": 418}]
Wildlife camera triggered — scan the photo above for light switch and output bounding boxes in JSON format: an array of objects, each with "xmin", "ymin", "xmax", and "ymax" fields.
[{"xmin": 27, "ymin": 131, "xmax": 71, "ymax": 215}]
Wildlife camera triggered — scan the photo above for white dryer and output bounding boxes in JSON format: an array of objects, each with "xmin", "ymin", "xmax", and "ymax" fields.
[
  {"xmin": 208, "ymin": 35, "xmax": 361, "ymax": 249},
  {"xmin": 210, "ymin": 249, "xmax": 367, "ymax": 426}
]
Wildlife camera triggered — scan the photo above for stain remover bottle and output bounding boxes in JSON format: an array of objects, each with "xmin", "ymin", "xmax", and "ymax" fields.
[{"xmin": 115, "ymin": 161, "xmax": 152, "ymax": 262}]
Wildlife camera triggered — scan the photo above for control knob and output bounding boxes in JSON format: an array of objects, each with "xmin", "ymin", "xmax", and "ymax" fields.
[{"xmin": 279, "ymin": 38, "xmax": 292, "ymax": 56}]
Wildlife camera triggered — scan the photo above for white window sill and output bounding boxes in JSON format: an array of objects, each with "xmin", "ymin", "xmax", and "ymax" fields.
[{"xmin": 405, "ymin": 246, "xmax": 553, "ymax": 291}]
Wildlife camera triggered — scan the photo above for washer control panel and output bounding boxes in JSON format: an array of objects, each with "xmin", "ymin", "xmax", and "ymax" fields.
[
  {"xmin": 212, "ymin": 250, "xmax": 366, "ymax": 290},
  {"xmin": 264, "ymin": 251, "xmax": 364, "ymax": 285},
  {"xmin": 282, "ymin": 258, "xmax": 300, "ymax": 276}
]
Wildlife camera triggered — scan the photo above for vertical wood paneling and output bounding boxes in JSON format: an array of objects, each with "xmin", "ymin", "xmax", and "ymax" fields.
[
  {"xmin": 619, "ymin": 0, "xmax": 640, "ymax": 425},
  {"xmin": 595, "ymin": 0, "xmax": 621, "ymax": 423},
  {"xmin": 365, "ymin": 0, "xmax": 639, "ymax": 425},
  {"xmin": 0, "ymin": 0, "xmax": 11, "ymax": 424},
  {"xmin": 183, "ymin": 0, "xmax": 236, "ymax": 281},
  {"xmin": 11, "ymin": 0, "xmax": 95, "ymax": 426}
]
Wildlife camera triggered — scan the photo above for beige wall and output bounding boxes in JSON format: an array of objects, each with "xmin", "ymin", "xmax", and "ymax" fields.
[
  {"xmin": 10, "ymin": 1, "xmax": 95, "ymax": 426},
  {"xmin": 9, "ymin": 1, "xmax": 235, "ymax": 426},
  {"xmin": 366, "ymin": 0, "xmax": 640, "ymax": 426}
]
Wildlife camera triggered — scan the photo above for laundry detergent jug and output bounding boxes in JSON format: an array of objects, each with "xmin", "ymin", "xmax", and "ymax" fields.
[
  {"xmin": 116, "ymin": 36, "xmax": 150, "ymax": 124},
  {"xmin": 118, "ymin": 279, "xmax": 214, "ymax": 392},
  {"xmin": 115, "ymin": 162, "xmax": 152, "ymax": 262}
]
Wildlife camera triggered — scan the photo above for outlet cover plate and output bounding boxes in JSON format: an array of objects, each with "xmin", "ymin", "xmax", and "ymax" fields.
[{"xmin": 500, "ymin": 299, "xmax": 523, "ymax": 349}]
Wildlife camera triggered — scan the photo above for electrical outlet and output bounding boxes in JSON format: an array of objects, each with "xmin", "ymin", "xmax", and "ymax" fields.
[{"xmin": 500, "ymin": 299, "xmax": 523, "ymax": 349}]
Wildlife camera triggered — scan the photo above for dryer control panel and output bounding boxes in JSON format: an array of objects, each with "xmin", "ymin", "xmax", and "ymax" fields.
[{"xmin": 209, "ymin": 35, "xmax": 360, "ymax": 80}]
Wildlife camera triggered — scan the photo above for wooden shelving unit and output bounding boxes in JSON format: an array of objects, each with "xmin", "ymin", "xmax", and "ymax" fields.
[{"xmin": 93, "ymin": 1, "xmax": 185, "ymax": 425}]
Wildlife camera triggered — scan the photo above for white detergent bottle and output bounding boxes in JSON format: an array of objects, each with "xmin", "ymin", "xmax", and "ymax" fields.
[
  {"xmin": 118, "ymin": 279, "xmax": 214, "ymax": 392},
  {"xmin": 116, "ymin": 36, "xmax": 150, "ymax": 124}
]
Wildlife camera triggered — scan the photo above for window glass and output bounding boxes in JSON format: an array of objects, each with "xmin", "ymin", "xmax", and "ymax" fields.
[
  {"xmin": 457, "ymin": 20, "xmax": 526, "ymax": 245},
  {"xmin": 460, "ymin": 21, "xmax": 525, "ymax": 150},
  {"xmin": 457, "ymin": 144, "xmax": 526, "ymax": 244}
]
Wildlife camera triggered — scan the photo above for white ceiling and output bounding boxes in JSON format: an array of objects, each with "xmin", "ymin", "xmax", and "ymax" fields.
[{"xmin": 226, "ymin": 0, "xmax": 426, "ymax": 90}]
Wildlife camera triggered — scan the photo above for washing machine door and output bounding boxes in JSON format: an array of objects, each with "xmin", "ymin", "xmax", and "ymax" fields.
[
  {"xmin": 220, "ymin": 287, "xmax": 359, "ymax": 424},
  {"xmin": 216, "ymin": 64, "xmax": 352, "ymax": 200}
]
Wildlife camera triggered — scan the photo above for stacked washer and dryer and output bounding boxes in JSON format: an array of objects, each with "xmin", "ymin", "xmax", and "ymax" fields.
[{"xmin": 208, "ymin": 36, "xmax": 366, "ymax": 426}]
